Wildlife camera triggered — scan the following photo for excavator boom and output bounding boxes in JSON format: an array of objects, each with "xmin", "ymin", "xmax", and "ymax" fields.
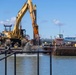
[
  {"xmin": 12, "ymin": 2, "xmax": 28, "ymax": 38},
  {"xmin": 12, "ymin": 0, "xmax": 39, "ymax": 40}
]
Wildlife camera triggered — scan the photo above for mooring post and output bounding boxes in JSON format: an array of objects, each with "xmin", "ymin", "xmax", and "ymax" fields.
[{"xmin": 14, "ymin": 53, "xmax": 16, "ymax": 75}]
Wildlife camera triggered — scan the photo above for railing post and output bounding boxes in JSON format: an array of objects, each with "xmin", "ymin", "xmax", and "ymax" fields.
[
  {"xmin": 14, "ymin": 53, "xmax": 16, "ymax": 75},
  {"xmin": 0, "ymin": 49, "xmax": 52, "ymax": 75},
  {"xmin": 50, "ymin": 51, "xmax": 52, "ymax": 75},
  {"xmin": 37, "ymin": 51, "xmax": 39, "ymax": 75},
  {"xmin": 5, "ymin": 51, "xmax": 7, "ymax": 75}
]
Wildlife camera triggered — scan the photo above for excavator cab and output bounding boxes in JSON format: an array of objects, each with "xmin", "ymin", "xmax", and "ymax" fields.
[
  {"xmin": 20, "ymin": 29, "xmax": 26, "ymax": 38},
  {"xmin": 1, "ymin": 24, "xmax": 26, "ymax": 47},
  {"xmin": 4, "ymin": 24, "xmax": 12, "ymax": 32}
]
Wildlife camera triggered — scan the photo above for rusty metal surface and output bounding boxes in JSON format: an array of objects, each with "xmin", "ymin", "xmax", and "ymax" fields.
[{"xmin": 53, "ymin": 46, "xmax": 76, "ymax": 56}]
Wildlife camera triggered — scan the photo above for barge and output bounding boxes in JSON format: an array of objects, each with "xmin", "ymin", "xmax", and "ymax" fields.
[{"xmin": 53, "ymin": 46, "xmax": 76, "ymax": 56}]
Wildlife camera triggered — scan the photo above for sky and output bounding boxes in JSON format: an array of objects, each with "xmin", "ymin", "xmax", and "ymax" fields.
[{"xmin": 0, "ymin": 0, "xmax": 76, "ymax": 39}]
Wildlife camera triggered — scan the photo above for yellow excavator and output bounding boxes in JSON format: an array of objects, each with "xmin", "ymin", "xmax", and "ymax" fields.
[{"xmin": 1, "ymin": 0, "xmax": 39, "ymax": 47}]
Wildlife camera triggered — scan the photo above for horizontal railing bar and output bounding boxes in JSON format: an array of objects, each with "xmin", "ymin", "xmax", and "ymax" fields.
[
  {"xmin": 0, "ymin": 52, "xmax": 16, "ymax": 61},
  {"xmin": 0, "ymin": 49, "xmax": 11, "ymax": 55},
  {"xmin": 0, "ymin": 50, "xmax": 52, "ymax": 61},
  {"xmin": 11, "ymin": 50, "xmax": 52, "ymax": 53},
  {"xmin": 0, "ymin": 50, "xmax": 52, "ymax": 54}
]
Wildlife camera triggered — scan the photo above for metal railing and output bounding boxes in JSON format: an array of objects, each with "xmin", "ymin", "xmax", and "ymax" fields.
[{"xmin": 0, "ymin": 49, "xmax": 52, "ymax": 75}]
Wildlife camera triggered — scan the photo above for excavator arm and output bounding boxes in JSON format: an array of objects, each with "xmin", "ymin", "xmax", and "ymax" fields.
[
  {"xmin": 12, "ymin": 0, "xmax": 39, "ymax": 40},
  {"xmin": 12, "ymin": 1, "xmax": 28, "ymax": 38},
  {"xmin": 28, "ymin": 0, "xmax": 39, "ymax": 39}
]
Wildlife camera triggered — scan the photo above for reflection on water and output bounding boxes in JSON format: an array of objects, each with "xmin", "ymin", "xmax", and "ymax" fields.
[
  {"xmin": 8, "ymin": 56, "xmax": 37, "ymax": 75},
  {"xmin": 52, "ymin": 55, "xmax": 76, "ymax": 75},
  {"xmin": 39, "ymin": 55, "xmax": 50, "ymax": 75},
  {"xmin": 0, "ymin": 54, "xmax": 51, "ymax": 75},
  {"xmin": 1, "ymin": 54, "xmax": 76, "ymax": 75}
]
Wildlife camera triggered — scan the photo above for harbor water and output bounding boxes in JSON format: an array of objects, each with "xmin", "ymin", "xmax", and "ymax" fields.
[{"xmin": 0, "ymin": 51, "xmax": 76, "ymax": 75}]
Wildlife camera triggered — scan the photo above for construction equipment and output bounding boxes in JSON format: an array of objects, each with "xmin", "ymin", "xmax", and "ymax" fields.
[{"xmin": 1, "ymin": 0, "xmax": 39, "ymax": 47}]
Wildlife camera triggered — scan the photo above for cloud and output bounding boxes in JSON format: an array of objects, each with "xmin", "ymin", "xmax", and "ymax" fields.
[
  {"xmin": 0, "ymin": 17, "xmax": 16, "ymax": 25},
  {"xmin": 0, "ymin": 21, "xmax": 4, "ymax": 24},
  {"xmin": 40, "ymin": 20, "xmax": 48, "ymax": 24},
  {"xmin": 52, "ymin": 19, "xmax": 63, "ymax": 26},
  {"xmin": 10, "ymin": 17, "xmax": 16, "ymax": 24}
]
